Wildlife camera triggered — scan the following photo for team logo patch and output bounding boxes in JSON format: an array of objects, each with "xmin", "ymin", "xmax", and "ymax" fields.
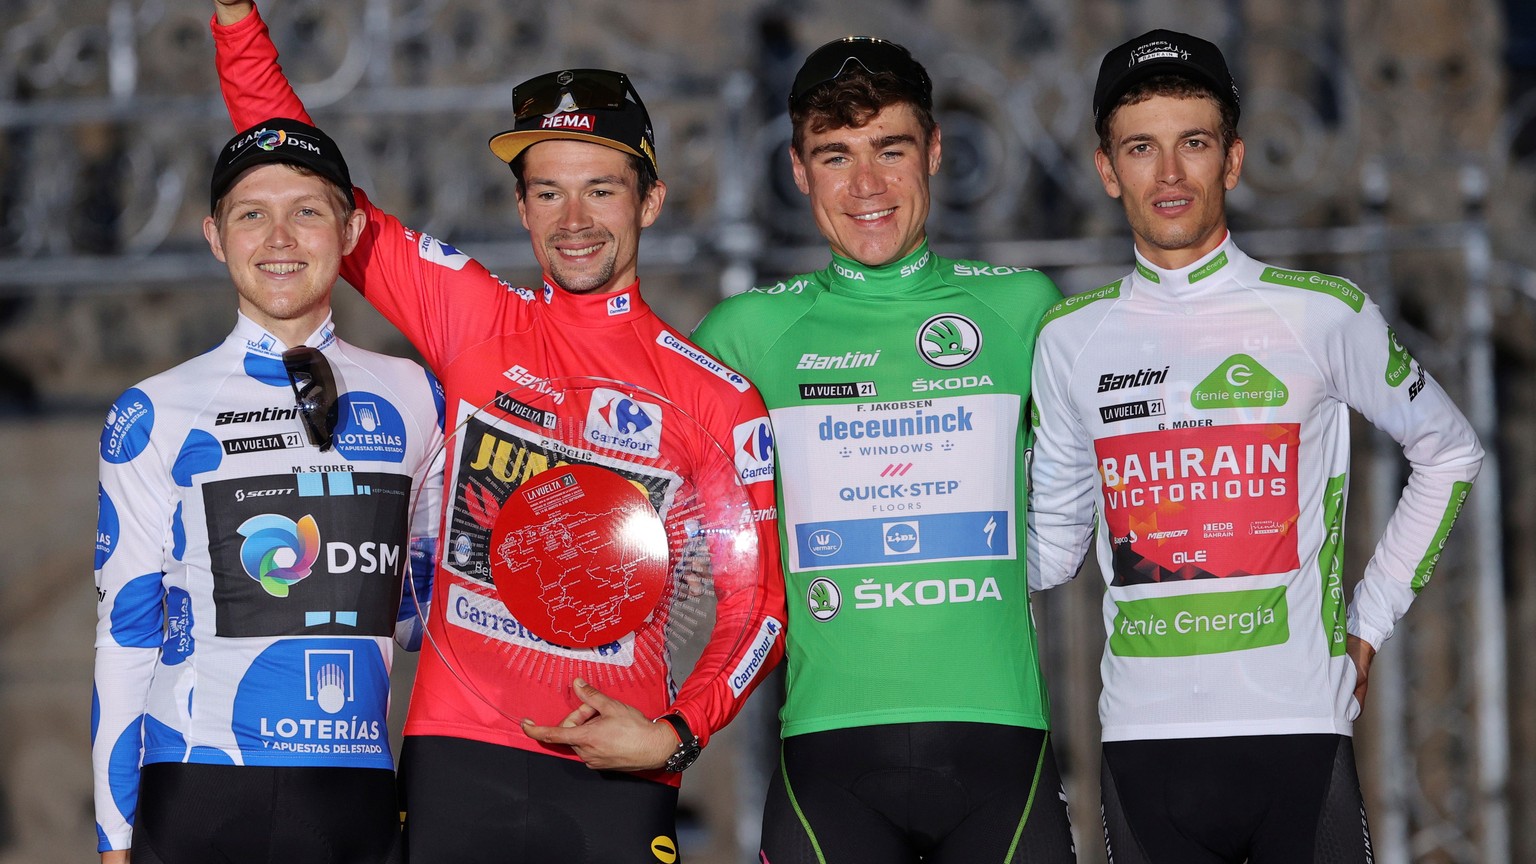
[
  {"xmin": 607, "ymin": 293, "xmax": 634, "ymax": 316},
  {"xmin": 237, "ymin": 514, "xmax": 321, "ymax": 597},
  {"xmin": 584, "ymin": 389, "xmax": 663, "ymax": 456},
  {"xmin": 732, "ymin": 419, "xmax": 775, "ymax": 484},
  {"xmin": 656, "ymin": 331, "xmax": 751, "ymax": 392},
  {"xmin": 916, "ymin": 314, "xmax": 981, "ymax": 369},
  {"xmin": 882, "ymin": 521, "xmax": 921, "ymax": 555},
  {"xmin": 416, "ymin": 234, "xmax": 471, "ymax": 270},
  {"xmin": 807, "ymin": 577, "xmax": 841, "ymax": 621},
  {"xmin": 1191, "ymin": 355, "xmax": 1289, "ymax": 408}
]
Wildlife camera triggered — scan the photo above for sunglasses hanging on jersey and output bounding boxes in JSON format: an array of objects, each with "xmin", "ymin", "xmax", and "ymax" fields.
[{"xmin": 282, "ymin": 346, "xmax": 339, "ymax": 452}]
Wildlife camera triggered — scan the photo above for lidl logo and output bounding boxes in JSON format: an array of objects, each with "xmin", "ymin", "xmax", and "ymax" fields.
[
  {"xmin": 1191, "ymin": 354, "xmax": 1288, "ymax": 408},
  {"xmin": 883, "ymin": 521, "xmax": 921, "ymax": 555}
]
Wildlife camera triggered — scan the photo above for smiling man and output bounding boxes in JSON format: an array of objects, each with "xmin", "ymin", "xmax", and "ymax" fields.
[
  {"xmin": 209, "ymin": 3, "xmax": 785, "ymax": 862},
  {"xmin": 92, "ymin": 117, "xmax": 444, "ymax": 864},
  {"xmin": 692, "ymin": 37, "xmax": 1075, "ymax": 863},
  {"xmin": 1027, "ymin": 29, "xmax": 1485, "ymax": 863}
]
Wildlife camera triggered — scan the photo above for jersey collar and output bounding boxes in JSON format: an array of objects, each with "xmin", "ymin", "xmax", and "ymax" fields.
[
  {"xmin": 538, "ymin": 276, "xmax": 649, "ymax": 326},
  {"xmin": 233, "ymin": 310, "xmax": 338, "ymax": 355},
  {"xmin": 1131, "ymin": 232, "xmax": 1240, "ymax": 295},
  {"xmin": 826, "ymin": 241, "xmax": 937, "ymax": 297}
]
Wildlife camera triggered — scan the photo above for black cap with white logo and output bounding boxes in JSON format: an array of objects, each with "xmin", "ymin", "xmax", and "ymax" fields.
[
  {"xmin": 1093, "ymin": 29, "xmax": 1240, "ymax": 131},
  {"xmin": 210, "ymin": 117, "xmax": 354, "ymax": 213}
]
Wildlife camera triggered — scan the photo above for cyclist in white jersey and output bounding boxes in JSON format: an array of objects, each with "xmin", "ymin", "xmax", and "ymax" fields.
[
  {"xmin": 1027, "ymin": 29, "xmax": 1484, "ymax": 864},
  {"xmin": 92, "ymin": 117, "xmax": 443, "ymax": 864}
]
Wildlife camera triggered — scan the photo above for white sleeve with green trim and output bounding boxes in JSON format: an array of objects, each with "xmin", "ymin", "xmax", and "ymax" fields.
[{"xmin": 1315, "ymin": 287, "xmax": 1483, "ymax": 650}]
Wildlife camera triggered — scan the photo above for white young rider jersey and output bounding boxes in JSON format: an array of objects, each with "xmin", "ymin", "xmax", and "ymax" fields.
[
  {"xmin": 1027, "ymin": 236, "xmax": 1483, "ymax": 742},
  {"xmin": 91, "ymin": 313, "xmax": 444, "ymax": 852}
]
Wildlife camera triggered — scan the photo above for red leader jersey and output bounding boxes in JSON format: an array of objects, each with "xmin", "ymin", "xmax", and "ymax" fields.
[{"xmin": 214, "ymin": 9, "xmax": 785, "ymax": 779}]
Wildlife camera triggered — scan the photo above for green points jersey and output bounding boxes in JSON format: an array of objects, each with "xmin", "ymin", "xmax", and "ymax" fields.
[{"xmin": 692, "ymin": 242, "xmax": 1062, "ymax": 736}]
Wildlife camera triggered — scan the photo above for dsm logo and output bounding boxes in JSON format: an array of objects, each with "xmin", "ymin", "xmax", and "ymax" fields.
[
  {"xmin": 238, "ymin": 514, "xmax": 321, "ymax": 598},
  {"xmin": 916, "ymin": 314, "xmax": 981, "ymax": 370},
  {"xmin": 883, "ymin": 521, "xmax": 921, "ymax": 555},
  {"xmin": 584, "ymin": 388, "xmax": 663, "ymax": 456}
]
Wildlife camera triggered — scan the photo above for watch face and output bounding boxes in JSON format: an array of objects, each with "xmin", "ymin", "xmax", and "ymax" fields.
[{"xmin": 665, "ymin": 740, "xmax": 702, "ymax": 772}]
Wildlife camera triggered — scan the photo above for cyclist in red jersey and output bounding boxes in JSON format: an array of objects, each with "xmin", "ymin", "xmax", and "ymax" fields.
[{"xmin": 210, "ymin": 3, "xmax": 787, "ymax": 861}]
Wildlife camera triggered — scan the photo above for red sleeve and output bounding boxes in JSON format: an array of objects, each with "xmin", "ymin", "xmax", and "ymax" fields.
[
  {"xmin": 210, "ymin": 6, "xmax": 312, "ymax": 130},
  {"xmin": 669, "ymin": 388, "xmax": 786, "ymax": 749},
  {"xmin": 212, "ymin": 5, "xmax": 512, "ymax": 373}
]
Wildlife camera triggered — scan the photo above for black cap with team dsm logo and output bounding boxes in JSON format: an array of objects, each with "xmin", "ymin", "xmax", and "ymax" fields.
[
  {"xmin": 488, "ymin": 69, "xmax": 658, "ymax": 175},
  {"xmin": 210, "ymin": 117, "xmax": 355, "ymax": 213},
  {"xmin": 1092, "ymin": 29, "xmax": 1240, "ymax": 132}
]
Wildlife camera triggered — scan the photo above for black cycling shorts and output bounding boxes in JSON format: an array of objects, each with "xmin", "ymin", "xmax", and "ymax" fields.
[
  {"xmin": 399, "ymin": 735, "xmax": 680, "ymax": 864},
  {"xmin": 1100, "ymin": 734, "xmax": 1373, "ymax": 864},
  {"xmin": 131, "ymin": 762, "xmax": 400, "ymax": 864},
  {"xmin": 760, "ymin": 722, "xmax": 1076, "ymax": 864}
]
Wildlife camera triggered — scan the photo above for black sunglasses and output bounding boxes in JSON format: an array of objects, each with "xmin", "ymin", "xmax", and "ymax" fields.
[
  {"xmin": 282, "ymin": 346, "xmax": 340, "ymax": 452},
  {"xmin": 789, "ymin": 37, "xmax": 933, "ymax": 110},
  {"xmin": 513, "ymin": 69, "xmax": 649, "ymax": 121}
]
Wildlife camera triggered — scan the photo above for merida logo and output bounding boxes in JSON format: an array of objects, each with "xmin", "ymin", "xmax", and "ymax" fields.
[{"xmin": 1191, "ymin": 355, "xmax": 1288, "ymax": 408}]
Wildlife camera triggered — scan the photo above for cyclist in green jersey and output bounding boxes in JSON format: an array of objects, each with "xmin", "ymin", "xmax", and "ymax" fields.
[{"xmin": 692, "ymin": 37, "xmax": 1076, "ymax": 863}]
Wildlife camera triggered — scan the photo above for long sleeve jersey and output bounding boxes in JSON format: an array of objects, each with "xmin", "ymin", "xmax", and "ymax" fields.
[
  {"xmin": 92, "ymin": 314, "xmax": 444, "ymax": 852},
  {"xmin": 1027, "ymin": 236, "xmax": 1483, "ymax": 741},
  {"xmin": 213, "ymin": 7, "xmax": 786, "ymax": 780},
  {"xmin": 693, "ymin": 243, "xmax": 1062, "ymax": 736}
]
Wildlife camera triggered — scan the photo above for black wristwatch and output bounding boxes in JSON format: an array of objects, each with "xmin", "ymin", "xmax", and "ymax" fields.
[{"xmin": 655, "ymin": 711, "xmax": 702, "ymax": 773}]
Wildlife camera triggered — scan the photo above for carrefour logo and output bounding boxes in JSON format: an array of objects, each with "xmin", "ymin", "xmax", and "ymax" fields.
[
  {"xmin": 733, "ymin": 419, "xmax": 775, "ymax": 484},
  {"xmin": 584, "ymin": 388, "xmax": 663, "ymax": 456},
  {"xmin": 883, "ymin": 521, "xmax": 920, "ymax": 555},
  {"xmin": 238, "ymin": 514, "xmax": 321, "ymax": 598},
  {"xmin": 807, "ymin": 577, "xmax": 841, "ymax": 621},
  {"xmin": 916, "ymin": 314, "xmax": 981, "ymax": 369},
  {"xmin": 604, "ymin": 398, "xmax": 653, "ymax": 434}
]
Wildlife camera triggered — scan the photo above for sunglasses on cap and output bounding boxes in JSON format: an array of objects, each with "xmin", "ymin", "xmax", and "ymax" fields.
[
  {"xmin": 789, "ymin": 37, "xmax": 932, "ymax": 110},
  {"xmin": 282, "ymin": 346, "xmax": 340, "ymax": 452},
  {"xmin": 513, "ymin": 68, "xmax": 650, "ymax": 122}
]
